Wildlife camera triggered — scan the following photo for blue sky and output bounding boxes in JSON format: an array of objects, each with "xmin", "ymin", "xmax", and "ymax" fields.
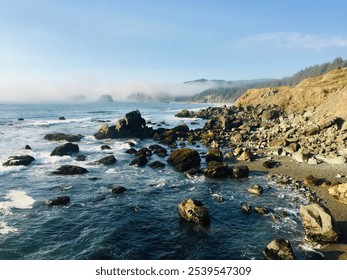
[{"xmin": 1, "ymin": 0, "xmax": 347, "ymax": 101}]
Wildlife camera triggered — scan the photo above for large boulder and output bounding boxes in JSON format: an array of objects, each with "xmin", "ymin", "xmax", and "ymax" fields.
[
  {"xmin": 44, "ymin": 133, "xmax": 84, "ymax": 142},
  {"xmin": 94, "ymin": 110, "xmax": 152, "ymax": 139},
  {"xmin": 129, "ymin": 155, "xmax": 148, "ymax": 167},
  {"xmin": 50, "ymin": 142, "xmax": 79, "ymax": 156},
  {"xmin": 45, "ymin": 196, "xmax": 70, "ymax": 206},
  {"xmin": 178, "ymin": 199, "xmax": 210, "ymax": 227},
  {"xmin": 167, "ymin": 148, "xmax": 201, "ymax": 172},
  {"xmin": 3, "ymin": 155, "xmax": 35, "ymax": 166},
  {"xmin": 263, "ymin": 239, "xmax": 295, "ymax": 260},
  {"xmin": 205, "ymin": 148, "xmax": 223, "ymax": 163},
  {"xmin": 300, "ymin": 203, "xmax": 340, "ymax": 243},
  {"xmin": 230, "ymin": 165, "xmax": 249, "ymax": 178},
  {"xmin": 175, "ymin": 109, "xmax": 195, "ymax": 118},
  {"xmin": 96, "ymin": 155, "xmax": 117, "ymax": 165},
  {"xmin": 52, "ymin": 165, "xmax": 88, "ymax": 175},
  {"xmin": 204, "ymin": 161, "xmax": 230, "ymax": 178},
  {"xmin": 328, "ymin": 183, "xmax": 347, "ymax": 204}
]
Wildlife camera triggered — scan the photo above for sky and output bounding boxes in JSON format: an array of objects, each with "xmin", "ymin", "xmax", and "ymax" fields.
[{"xmin": 1, "ymin": 0, "xmax": 347, "ymax": 101}]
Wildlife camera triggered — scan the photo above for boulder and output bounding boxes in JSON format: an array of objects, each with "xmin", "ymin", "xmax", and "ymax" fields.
[
  {"xmin": 248, "ymin": 184, "xmax": 263, "ymax": 195},
  {"xmin": 25, "ymin": 145, "xmax": 32, "ymax": 150},
  {"xmin": 269, "ymin": 139, "xmax": 287, "ymax": 148},
  {"xmin": 204, "ymin": 161, "xmax": 230, "ymax": 178},
  {"xmin": 231, "ymin": 165, "xmax": 249, "ymax": 178},
  {"xmin": 241, "ymin": 203, "xmax": 252, "ymax": 214},
  {"xmin": 45, "ymin": 196, "xmax": 70, "ymax": 206},
  {"xmin": 129, "ymin": 155, "xmax": 148, "ymax": 167},
  {"xmin": 125, "ymin": 148, "xmax": 137, "ymax": 154},
  {"xmin": 262, "ymin": 109, "xmax": 280, "ymax": 120},
  {"xmin": 175, "ymin": 109, "xmax": 195, "ymax": 118},
  {"xmin": 58, "ymin": 116, "xmax": 66, "ymax": 120},
  {"xmin": 50, "ymin": 142, "xmax": 79, "ymax": 156},
  {"xmin": 262, "ymin": 160, "xmax": 279, "ymax": 169},
  {"xmin": 3, "ymin": 155, "xmax": 35, "ymax": 166},
  {"xmin": 328, "ymin": 183, "xmax": 347, "ymax": 204},
  {"xmin": 304, "ymin": 125, "xmax": 321, "ymax": 136},
  {"xmin": 304, "ymin": 175, "xmax": 319, "ymax": 187},
  {"xmin": 149, "ymin": 161, "xmax": 165, "ymax": 169},
  {"xmin": 135, "ymin": 147, "xmax": 152, "ymax": 157},
  {"xmin": 205, "ymin": 148, "xmax": 223, "ymax": 163},
  {"xmin": 178, "ymin": 199, "xmax": 210, "ymax": 227},
  {"xmin": 111, "ymin": 186, "xmax": 127, "ymax": 194},
  {"xmin": 263, "ymin": 239, "xmax": 295, "ymax": 260},
  {"xmin": 100, "ymin": 145, "xmax": 111, "ymax": 150},
  {"xmin": 167, "ymin": 148, "xmax": 201, "ymax": 172},
  {"xmin": 96, "ymin": 155, "xmax": 117, "ymax": 165},
  {"xmin": 52, "ymin": 165, "xmax": 88, "ymax": 175},
  {"xmin": 300, "ymin": 203, "xmax": 340, "ymax": 243},
  {"xmin": 44, "ymin": 133, "xmax": 84, "ymax": 142},
  {"xmin": 237, "ymin": 150, "xmax": 254, "ymax": 162},
  {"xmin": 148, "ymin": 144, "xmax": 167, "ymax": 157},
  {"xmin": 255, "ymin": 206, "xmax": 269, "ymax": 215}
]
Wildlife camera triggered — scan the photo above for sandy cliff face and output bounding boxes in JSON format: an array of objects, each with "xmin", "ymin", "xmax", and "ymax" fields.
[{"xmin": 235, "ymin": 67, "xmax": 347, "ymax": 121}]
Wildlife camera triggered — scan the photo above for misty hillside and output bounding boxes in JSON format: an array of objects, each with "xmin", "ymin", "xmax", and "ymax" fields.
[{"xmin": 185, "ymin": 57, "xmax": 347, "ymax": 103}]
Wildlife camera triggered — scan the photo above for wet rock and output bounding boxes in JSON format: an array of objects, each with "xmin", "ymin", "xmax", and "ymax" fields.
[
  {"xmin": 178, "ymin": 199, "xmax": 210, "ymax": 227},
  {"xmin": 111, "ymin": 186, "xmax": 127, "ymax": 194},
  {"xmin": 3, "ymin": 155, "xmax": 35, "ymax": 166},
  {"xmin": 205, "ymin": 148, "xmax": 223, "ymax": 163},
  {"xmin": 52, "ymin": 165, "xmax": 88, "ymax": 175},
  {"xmin": 76, "ymin": 155, "xmax": 87, "ymax": 161},
  {"xmin": 46, "ymin": 196, "xmax": 70, "ymax": 206},
  {"xmin": 18, "ymin": 118, "xmax": 24, "ymax": 121},
  {"xmin": 185, "ymin": 168, "xmax": 204, "ymax": 176},
  {"xmin": 50, "ymin": 142, "xmax": 79, "ymax": 156},
  {"xmin": 248, "ymin": 184, "xmax": 263, "ymax": 195},
  {"xmin": 44, "ymin": 133, "xmax": 84, "ymax": 142},
  {"xmin": 167, "ymin": 148, "xmax": 201, "ymax": 172},
  {"xmin": 204, "ymin": 161, "xmax": 230, "ymax": 178},
  {"xmin": 262, "ymin": 160, "xmax": 279, "ymax": 169},
  {"xmin": 101, "ymin": 145, "xmax": 111, "ymax": 150},
  {"xmin": 300, "ymin": 203, "xmax": 340, "ymax": 243},
  {"xmin": 25, "ymin": 145, "xmax": 32, "ymax": 150},
  {"xmin": 96, "ymin": 155, "xmax": 117, "ymax": 165},
  {"xmin": 255, "ymin": 206, "xmax": 269, "ymax": 215},
  {"xmin": 263, "ymin": 239, "xmax": 295, "ymax": 260},
  {"xmin": 58, "ymin": 116, "xmax": 66, "ymax": 120},
  {"xmin": 135, "ymin": 147, "xmax": 152, "ymax": 157},
  {"xmin": 149, "ymin": 161, "xmax": 165, "ymax": 169},
  {"xmin": 129, "ymin": 155, "xmax": 148, "ymax": 167},
  {"xmin": 241, "ymin": 203, "xmax": 252, "ymax": 214},
  {"xmin": 149, "ymin": 145, "xmax": 167, "ymax": 157},
  {"xmin": 231, "ymin": 165, "xmax": 249, "ymax": 178},
  {"xmin": 125, "ymin": 148, "xmax": 137, "ymax": 154},
  {"xmin": 212, "ymin": 194, "xmax": 224, "ymax": 203},
  {"xmin": 328, "ymin": 183, "xmax": 347, "ymax": 204}
]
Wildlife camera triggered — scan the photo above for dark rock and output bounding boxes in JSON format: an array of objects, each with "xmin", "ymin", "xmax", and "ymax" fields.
[
  {"xmin": 125, "ymin": 141, "xmax": 135, "ymax": 147},
  {"xmin": 204, "ymin": 161, "xmax": 230, "ymax": 178},
  {"xmin": 167, "ymin": 148, "xmax": 201, "ymax": 172},
  {"xmin": 231, "ymin": 165, "xmax": 249, "ymax": 178},
  {"xmin": 58, "ymin": 116, "xmax": 66, "ymax": 120},
  {"xmin": 178, "ymin": 199, "xmax": 210, "ymax": 227},
  {"xmin": 25, "ymin": 145, "xmax": 32, "ymax": 150},
  {"xmin": 241, "ymin": 203, "xmax": 252, "ymax": 214},
  {"xmin": 111, "ymin": 186, "xmax": 127, "ymax": 194},
  {"xmin": 76, "ymin": 155, "xmax": 87, "ymax": 161},
  {"xmin": 101, "ymin": 145, "xmax": 111, "ymax": 150},
  {"xmin": 52, "ymin": 165, "xmax": 88, "ymax": 175},
  {"xmin": 96, "ymin": 155, "xmax": 117, "ymax": 165},
  {"xmin": 185, "ymin": 168, "xmax": 204, "ymax": 176},
  {"xmin": 3, "ymin": 155, "xmax": 35, "ymax": 166},
  {"xmin": 50, "ymin": 142, "xmax": 79, "ymax": 156},
  {"xmin": 46, "ymin": 196, "xmax": 70, "ymax": 206},
  {"xmin": 304, "ymin": 175, "xmax": 319, "ymax": 187},
  {"xmin": 263, "ymin": 160, "xmax": 279, "ymax": 169},
  {"xmin": 125, "ymin": 148, "xmax": 137, "ymax": 154},
  {"xmin": 135, "ymin": 147, "xmax": 152, "ymax": 157},
  {"xmin": 255, "ymin": 206, "xmax": 269, "ymax": 215},
  {"xmin": 148, "ymin": 144, "xmax": 167, "ymax": 157},
  {"xmin": 263, "ymin": 239, "xmax": 295, "ymax": 260},
  {"xmin": 206, "ymin": 148, "xmax": 224, "ymax": 163},
  {"xmin": 175, "ymin": 109, "xmax": 195, "ymax": 118},
  {"xmin": 149, "ymin": 161, "xmax": 165, "ymax": 169},
  {"xmin": 129, "ymin": 155, "xmax": 148, "ymax": 167},
  {"xmin": 44, "ymin": 133, "xmax": 84, "ymax": 142},
  {"xmin": 18, "ymin": 118, "xmax": 24, "ymax": 121}
]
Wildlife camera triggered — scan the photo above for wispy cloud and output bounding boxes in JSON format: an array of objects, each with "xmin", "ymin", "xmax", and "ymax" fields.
[{"xmin": 231, "ymin": 32, "xmax": 347, "ymax": 52}]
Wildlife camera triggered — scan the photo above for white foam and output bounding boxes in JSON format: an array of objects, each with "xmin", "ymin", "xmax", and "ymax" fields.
[
  {"xmin": 299, "ymin": 243, "xmax": 325, "ymax": 258},
  {"xmin": 0, "ymin": 190, "xmax": 35, "ymax": 215},
  {"xmin": 0, "ymin": 221, "xmax": 18, "ymax": 235}
]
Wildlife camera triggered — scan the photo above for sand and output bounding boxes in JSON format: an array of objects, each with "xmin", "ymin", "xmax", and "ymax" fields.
[{"xmin": 235, "ymin": 152, "xmax": 347, "ymax": 260}]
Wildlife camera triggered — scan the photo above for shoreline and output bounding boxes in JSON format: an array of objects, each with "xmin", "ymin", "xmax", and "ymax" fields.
[{"xmin": 235, "ymin": 152, "xmax": 347, "ymax": 260}]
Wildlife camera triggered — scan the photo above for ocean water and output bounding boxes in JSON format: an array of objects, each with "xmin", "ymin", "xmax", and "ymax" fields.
[{"xmin": 0, "ymin": 102, "xmax": 319, "ymax": 260}]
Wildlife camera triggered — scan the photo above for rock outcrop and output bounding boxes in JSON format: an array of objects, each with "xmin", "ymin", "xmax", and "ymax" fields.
[
  {"xmin": 52, "ymin": 165, "xmax": 88, "ymax": 175},
  {"xmin": 45, "ymin": 196, "xmax": 70, "ymax": 206},
  {"xmin": 263, "ymin": 239, "xmax": 295, "ymax": 260},
  {"xmin": 50, "ymin": 142, "xmax": 79, "ymax": 156},
  {"xmin": 3, "ymin": 155, "xmax": 35, "ymax": 166},
  {"xmin": 328, "ymin": 183, "xmax": 347, "ymax": 204},
  {"xmin": 178, "ymin": 199, "xmax": 210, "ymax": 227},
  {"xmin": 167, "ymin": 148, "xmax": 201, "ymax": 172},
  {"xmin": 300, "ymin": 203, "xmax": 340, "ymax": 243},
  {"xmin": 44, "ymin": 133, "xmax": 84, "ymax": 142},
  {"xmin": 204, "ymin": 161, "xmax": 230, "ymax": 178},
  {"xmin": 96, "ymin": 155, "xmax": 117, "ymax": 165}
]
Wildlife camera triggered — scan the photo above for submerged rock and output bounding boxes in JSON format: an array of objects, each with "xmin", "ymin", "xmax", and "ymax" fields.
[
  {"xmin": 111, "ymin": 186, "xmax": 127, "ymax": 194},
  {"xmin": 178, "ymin": 199, "xmax": 210, "ymax": 227},
  {"xmin": 149, "ymin": 161, "xmax": 165, "ymax": 169},
  {"xmin": 52, "ymin": 165, "xmax": 88, "ymax": 175},
  {"xmin": 50, "ymin": 142, "xmax": 79, "ymax": 156},
  {"xmin": 263, "ymin": 239, "xmax": 295, "ymax": 260},
  {"xmin": 241, "ymin": 203, "xmax": 252, "ymax": 214},
  {"xmin": 45, "ymin": 196, "xmax": 70, "ymax": 206},
  {"xmin": 3, "ymin": 155, "xmax": 35, "ymax": 166},
  {"xmin": 167, "ymin": 148, "xmax": 201, "ymax": 172},
  {"xmin": 300, "ymin": 203, "xmax": 340, "ymax": 243}
]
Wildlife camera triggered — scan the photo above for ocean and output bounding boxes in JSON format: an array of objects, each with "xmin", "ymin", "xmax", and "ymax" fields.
[{"xmin": 0, "ymin": 102, "xmax": 319, "ymax": 260}]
